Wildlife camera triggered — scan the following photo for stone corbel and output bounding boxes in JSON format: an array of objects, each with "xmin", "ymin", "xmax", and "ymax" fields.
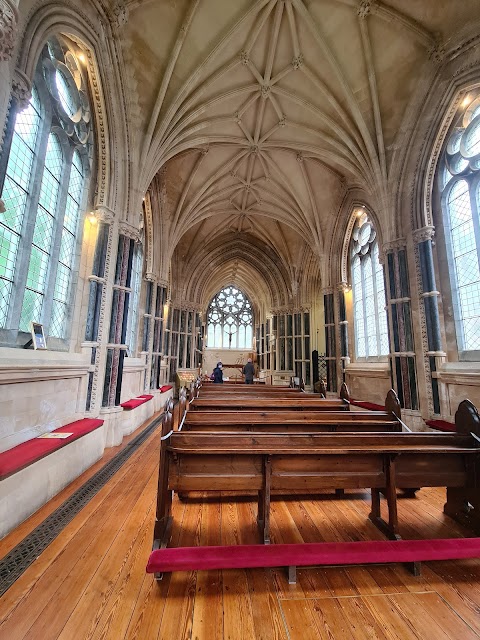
[
  {"xmin": 11, "ymin": 69, "xmax": 32, "ymax": 111},
  {"xmin": 0, "ymin": 0, "xmax": 17, "ymax": 63},
  {"xmin": 144, "ymin": 272, "xmax": 156, "ymax": 283}
]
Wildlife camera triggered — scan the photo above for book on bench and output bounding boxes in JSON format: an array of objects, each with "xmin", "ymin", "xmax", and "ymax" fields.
[{"xmin": 37, "ymin": 432, "xmax": 74, "ymax": 439}]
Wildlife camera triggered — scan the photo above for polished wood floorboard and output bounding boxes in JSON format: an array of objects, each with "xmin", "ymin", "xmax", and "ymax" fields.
[{"xmin": 1, "ymin": 417, "xmax": 480, "ymax": 640}]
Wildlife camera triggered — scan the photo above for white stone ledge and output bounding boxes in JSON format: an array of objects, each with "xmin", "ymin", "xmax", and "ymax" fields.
[
  {"xmin": 0, "ymin": 348, "xmax": 90, "ymax": 384},
  {"xmin": 345, "ymin": 362, "xmax": 390, "ymax": 378},
  {"xmin": 437, "ymin": 363, "xmax": 480, "ymax": 386}
]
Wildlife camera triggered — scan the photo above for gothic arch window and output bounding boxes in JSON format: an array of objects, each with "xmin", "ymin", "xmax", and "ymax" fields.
[
  {"xmin": 439, "ymin": 93, "xmax": 480, "ymax": 355},
  {"xmin": 350, "ymin": 212, "xmax": 389, "ymax": 359},
  {"xmin": 206, "ymin": 286, "xmax": 253, "ymax": 349},
  {"xmin": 0, "ymin": 35, "xmax": 93, "ymax": 344}
]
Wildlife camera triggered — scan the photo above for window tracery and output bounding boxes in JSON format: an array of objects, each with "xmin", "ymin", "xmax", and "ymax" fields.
[
  {"xmin": 440, "ymin": 93, "xmax": 480, "ymax": 354},
  {"xmin": 0, "ymin": 35, "xmax": 92, "ymax": 343},
  {"xmin": 206, "ymin": 286, "xmax": 253, "ymax": 349},
  {"xmin": 350, "ymin": 212, "xmax": 388, "ymax": 359}
]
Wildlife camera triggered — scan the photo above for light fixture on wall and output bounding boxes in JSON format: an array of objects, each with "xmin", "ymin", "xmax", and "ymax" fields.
[
  {"xmin": 339, "ymin": 281, "xmax": 351, "ymax": 293},
  {"xmin": 462, "ymin": 94, "xmax": 472, "ymax": 108},
  {"xmin": 88, "ymin": 211, "xmax": 98, "ymax": 225},
  {"xmin": 77, "ymin": 52, "xmax": 86, "ymax": 65}
]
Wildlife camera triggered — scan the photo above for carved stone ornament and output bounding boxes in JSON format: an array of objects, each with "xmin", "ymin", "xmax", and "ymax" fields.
[
  {"xmin": 144, "ymin": 272, "xmax": 156, "ymax": 282},
  {"xmin": 111, "ymin": 1, "xmax": 129, "ymax": 28},
  {"xmin": 11, "ymin": 69, "xmax": 32, "ymax": 111},
  {"xmin": 357, "ymin": 0, "xmax": 376, "ymax": 19},
  {"xmin": 413, "ymin": 225, "xmax": 435, "ymax": 244},
  {"xmin": 428, "ymin": 40, "xmax": 446, "ymax": 63},
  {"xmin": 0, "ymin": 0, "xmax": 17, "ymax": 63},
  {"xmin": 95, "ymin": 206, "xmax": 115, "ymax": 224},
  {"xmin": 119, "ymin": 221, "xmax": 142, "ymax": 242},
  {"xmin": 383, "ymin": 238, "xmax": 406, "ymax": 253}
]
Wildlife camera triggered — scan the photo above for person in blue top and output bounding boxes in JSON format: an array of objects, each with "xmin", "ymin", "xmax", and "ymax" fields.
[{"xmin": 212, "ymin": 362, "xmax": 223, "ymax": 383}]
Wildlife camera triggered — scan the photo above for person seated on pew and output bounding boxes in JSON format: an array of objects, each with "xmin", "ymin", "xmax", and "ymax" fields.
[
  {"xmin": 243, "ymin": 358, "xmax": 255, "ymax": 385},
  {"xmin": 212, "ymin": 362, "xmax": 223, "ymax": 384}
]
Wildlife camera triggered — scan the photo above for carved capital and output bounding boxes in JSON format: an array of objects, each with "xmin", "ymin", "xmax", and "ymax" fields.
[
  {"xmin": 383, "ymin": 238, "xmax": 406, "ymax": 253},
  {"xmin": 119, "ymin": 221, "xmax": 142, "ymax": 242},
  {"xmin": 95, "ymin": 206, "xmax": 115, "ymax": 224},
  {"xmin": 413, "ymin": 225, "xmax": 435, "ymax": 244},
  {"xmin": 322, "ymin": 286, "xmax": 335, "ymax": 295},
  {"xmin": 0, "ymin": 0, "xmax": 17, "ymax": 63},
  {"xmin": 11, "ymin": 69, "xmax": 31, "ymax": 111},
  {"xmin": 144, "ymin": 272, "xmax": 156, "ymax": 282}
]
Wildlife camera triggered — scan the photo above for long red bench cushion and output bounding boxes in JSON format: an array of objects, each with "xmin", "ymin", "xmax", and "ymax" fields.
[
  {"xmin": 426, "ymin": 419, "xmax": 456, "ymax": 432},
  {"xmin": 159, "ymin": 385, "xmax": 173, "ymax": 393},
  {"xmin": 147, "ymin": 538, "xmax": 480, "ymax": 574},
  {"xmin": 351, "ymin": 400, "xmax": 386, "ymax": 411},
  {"xmin": 139, "ymin": 394, "xmax": 154, "ymax": 401},
  {"xmin": 0, "ymin": 418, "xmax": 104, "ymax": 480},
  {"xmin": 120, "ymin": 398, "xmax": 148, "ymax": 410}
]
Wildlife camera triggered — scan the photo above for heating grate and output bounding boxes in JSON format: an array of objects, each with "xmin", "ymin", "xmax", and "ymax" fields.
[{"xmin": 0, "ymin": 413, "xmax": 163, "ymax": 597}]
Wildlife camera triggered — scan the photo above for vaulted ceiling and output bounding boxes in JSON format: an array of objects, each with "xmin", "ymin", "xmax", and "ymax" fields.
[{"xmin": 117, "ymin": 0, "xmax": 480, "ymax": 306}]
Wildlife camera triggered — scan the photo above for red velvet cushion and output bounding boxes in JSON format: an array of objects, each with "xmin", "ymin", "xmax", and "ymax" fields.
[
  {"xmin": 351, "ymin": 400, "xmax": 386, "ymax": 411},
  {"xmin": 159, "ymin": 385, "xmax": 173, "ymax": 393},
  {"xmin": 147, "ymin": 538, "xmax": 480, "ymax": 573},
  {"xmin": 426, "ymin": 419, "xmax": 456, "ymax": 432},
  {"xmin": 120, "ymin": 398, "xmax": 148, "ymax": 410},
  {"xmin": 0, "ymin": 418, "xmax": 104, "ymax": 480},
  {"xmin": 139, "ymin": 394, "xmax": 154, "ymax": 401}
]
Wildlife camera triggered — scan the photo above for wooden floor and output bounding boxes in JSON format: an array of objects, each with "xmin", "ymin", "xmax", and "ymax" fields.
[{"xmin": 1, "ymin": 416, "xmax": 480, "ymax": 640}]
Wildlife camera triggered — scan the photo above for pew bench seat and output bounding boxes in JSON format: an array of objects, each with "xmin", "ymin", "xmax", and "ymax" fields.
[
  {"xmin": 426, "ymin": 419, "xmax": 456, "ymax": 433},
  {"xmin": 0, "ymin": 418, "xmax": 104, "ymax": 538},
  {"xmin": 0, "ymin": 418, "xmax": 104, "ymax": 480},
  {"xmin": 120, "ymin": 395, "xmax": 153, "ymax": 410},
  {"xmin": 351, "ymin": 400, "xmax": 386, "ymax": 411},
  {"xmin": 147, "ymin": 537, "xmax": 480, "ymax": 581}
]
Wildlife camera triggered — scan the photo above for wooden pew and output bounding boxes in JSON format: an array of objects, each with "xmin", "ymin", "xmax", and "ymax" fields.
[
  {"xmin": 153, "ymin": 400, "xmax": 480, "ymax": 549},
  {"xmin": 189, "ymin": 397, "xmax": 349, "ymax": 411},
  {"xmin": 183, "ymin": 390, "xmax": 403, "ymax": 433}
]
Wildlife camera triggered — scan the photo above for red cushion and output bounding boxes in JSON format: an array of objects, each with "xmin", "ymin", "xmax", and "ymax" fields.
[
  {"xmin": 351, "ymin": 400, "xmax": 386, "ymax": 411},
  {"xmin": 147, "ymin": 538, "xmax": 480, "ymax": 574},
  {"xmin": 0, "ymin": 418, "xmax": 104, "ymax": 480},
  {"xmin": 120, "ymin": 398, "xmax": 148, "ymax": 410},
  {"xmin": 159, "ymin": 385, "xmax": 173, "ymax": 393},
  {"xmin": 139, "ymin": 394, "xmax": 154, "ymax": 401},
  {"xmin": 426, "ymin": 419, "xmax": 456, "ymax": 433}
]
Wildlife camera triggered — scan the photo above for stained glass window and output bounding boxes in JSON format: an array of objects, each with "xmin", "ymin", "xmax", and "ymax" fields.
[
  {"xmin": 207, "ymin": 286, "xmax": 253, "ymax": 349},
  {"xmin": 0, "ymin": 35, "xmax": 93, "ymax": 343},
  {"xmin": 441, "ymin": 93, "xmax": 480, "ymax": 353},
  {"xmin": 350, "ymin": 213, "xmax": 388, "ymax": 358}
]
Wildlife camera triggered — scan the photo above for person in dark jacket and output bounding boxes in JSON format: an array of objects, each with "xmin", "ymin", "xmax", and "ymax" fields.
[
  {"xmin": 243, "ymin": 358, "xmax": 255, "ymax": 384},
  {"xmin": 212, "ymin": 362, "xmax": 223, "ymax": 383}
]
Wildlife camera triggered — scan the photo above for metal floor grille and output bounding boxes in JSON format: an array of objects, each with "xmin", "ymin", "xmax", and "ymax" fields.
[{"xmin": 0, "ymin": 413, "xmax": 163, "ymax": 597}]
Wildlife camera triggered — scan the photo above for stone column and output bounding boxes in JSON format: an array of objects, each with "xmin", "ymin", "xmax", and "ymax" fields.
[
  {"xmin": 413, "ymin": 226, "xmax": 445, "ymax": 416},
  {"xmin": 337, "ymin": 282, "xmax": 350, "ymax": 382},
  {"xmin": 384, "ymin": 239, "xmax": 419, "ymax": 410},
  {"xmin": 323, "ymin": 286, "xmax": 338, "ymax": 392}
]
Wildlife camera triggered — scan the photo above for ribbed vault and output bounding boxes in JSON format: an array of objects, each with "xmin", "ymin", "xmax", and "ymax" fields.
[{"xmin": 133, "ymin": 0, "xmax": 480, "ymax": 307}]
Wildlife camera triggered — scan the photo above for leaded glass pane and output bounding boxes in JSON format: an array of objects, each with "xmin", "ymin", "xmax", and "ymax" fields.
[
  {"xmin": 19, "ymin": 289, "xmax": 43, "ymax": 331},
  {"xmin": 50, "ymin": 299, "xmax": 67, "ymax": 338}
]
